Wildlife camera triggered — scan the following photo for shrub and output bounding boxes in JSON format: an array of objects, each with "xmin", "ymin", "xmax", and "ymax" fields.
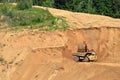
[
  {"xmin": 9, "ymin": 61, "xmax": 13, "ymax": 64},
  {"xmin": 0, "ymin": 57, "xmax": 4, "ymax": 62},
  {"xmin": 1, "ymin": 3, "xmax": 9, "ymax": 15},
  {"xmin": 0, "ymin": 3, "xmax": 14, "ymax": 17},
  {"xmin": 17, "ymin": 0, "xmax": 32, "ymax": 10}
]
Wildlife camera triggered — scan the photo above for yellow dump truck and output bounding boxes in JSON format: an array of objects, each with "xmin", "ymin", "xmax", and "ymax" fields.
[{"xmin": 73, "ymin": 45, "xmax": 97, "ymax": 62}]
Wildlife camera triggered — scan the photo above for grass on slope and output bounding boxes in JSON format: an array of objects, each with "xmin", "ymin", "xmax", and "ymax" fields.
[{"xmin": 0, "ymin": 3, "xmax": 69, "ymax": 30}]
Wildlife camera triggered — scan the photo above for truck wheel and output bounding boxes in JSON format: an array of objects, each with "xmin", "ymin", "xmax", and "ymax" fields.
[
  {"xmin": 73, "ymin": 56, "xmax": 79, "ymax": 62},
  {"xmin": 83, "ymin": 57, "xmax": 89, "ymax": 62}
]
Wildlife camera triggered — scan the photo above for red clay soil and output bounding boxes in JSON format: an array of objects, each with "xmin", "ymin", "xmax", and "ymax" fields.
[{"xmin": 0, "ymin": 6, "xmax": 120, "ymax": 80}]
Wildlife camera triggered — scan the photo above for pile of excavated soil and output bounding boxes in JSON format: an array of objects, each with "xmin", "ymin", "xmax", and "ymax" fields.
[{"xmin": 0, "ymin": 6, "xmax": 120, "ymax": 80}]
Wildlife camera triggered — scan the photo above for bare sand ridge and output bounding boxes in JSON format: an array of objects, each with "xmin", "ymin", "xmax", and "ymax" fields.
[{"xmin": 0, "ymin": 6, "xmax": 120, "ymax": 80}]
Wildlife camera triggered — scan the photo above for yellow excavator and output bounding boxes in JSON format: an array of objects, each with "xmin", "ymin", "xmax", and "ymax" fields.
[{"xmin": 73, "ymin": 42, "xmax": 97, "ymax": 62}]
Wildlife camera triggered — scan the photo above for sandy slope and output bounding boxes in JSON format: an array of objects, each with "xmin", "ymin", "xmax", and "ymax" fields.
[
  {"xmin": 48, "ymin": 7, "xmax": 120, "ymax": 28},
  {"xmin": 0, "ymin": 6, "xmax": 120, "ymax": 80}
]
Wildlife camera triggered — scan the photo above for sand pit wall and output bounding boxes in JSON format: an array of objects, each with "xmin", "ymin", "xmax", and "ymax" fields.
[
  {"xmin": 0, "ymin": 27, "xmax": 120, "ymax": 65},
  {"xmin": 64, "ymin": 27, "xmax": 120, "ymax": 63},
  {"xmin": 0, "ymin": 27, "xmax": 119, "ymax": 80}
]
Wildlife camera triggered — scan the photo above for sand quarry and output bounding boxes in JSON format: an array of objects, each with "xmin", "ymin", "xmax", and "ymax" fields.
[{"xmin": 0, "ymin": 6, "xmax": 120, "ymax": 80}]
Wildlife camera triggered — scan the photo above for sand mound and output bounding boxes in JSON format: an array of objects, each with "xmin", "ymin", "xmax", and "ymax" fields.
[
  {"xmin": 0, "ymin": 6, "xmax": 120, "ymax": 80},
  {"xmin": 48, "ymin": 7, "xmax": 120, "ymax": 29}
]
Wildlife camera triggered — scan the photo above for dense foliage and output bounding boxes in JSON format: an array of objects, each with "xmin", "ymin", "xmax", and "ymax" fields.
[
  {"xmin": 0, "ymin": 0, "xmax": 120, "ymax": 18},
  {"xmin": 53, "ymin": 0, "xmax": 120, "ymax": 18},
  {"xmin": 33, "ymin": 0, "xmax": 120, "ymax": 18},
  {"xmin": 17, "ymin": 0, "xmax": 32, "ymax": 10}
]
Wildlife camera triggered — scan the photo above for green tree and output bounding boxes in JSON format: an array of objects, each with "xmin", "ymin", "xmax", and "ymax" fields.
[
  {"xmin": 54, "ymin": 0, "xmax": 66, "ymax": 9},
  {"xmin": 32, "ymin": 0, "xmax": 42, "ymax": 5},
  {"xmin": 17, "ymin": 0, "xmax": 32, "ymax": 10},
  {"xmin": 31, "ymin": 0, "xmax": 120, "ymax": 18},
  {"xmin": 93, "ymin": 0, "xmax": 113, "ymax": 15},
  {"xmin": 112, "ymin": 0, "xmax": 120, "ymax": 17},
  {"xmin": 41, "ymin": 0, "xmax": 54, "ymax": 7},
  {"xmin": 87, "ymin": 0, "xmax": 95, "ymax": 13}
]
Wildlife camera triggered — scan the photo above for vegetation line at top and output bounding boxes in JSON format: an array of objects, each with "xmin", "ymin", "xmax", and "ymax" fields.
[{"xmin": 0, "ymin": 0, "xmax": 120, "ymax": 18}]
